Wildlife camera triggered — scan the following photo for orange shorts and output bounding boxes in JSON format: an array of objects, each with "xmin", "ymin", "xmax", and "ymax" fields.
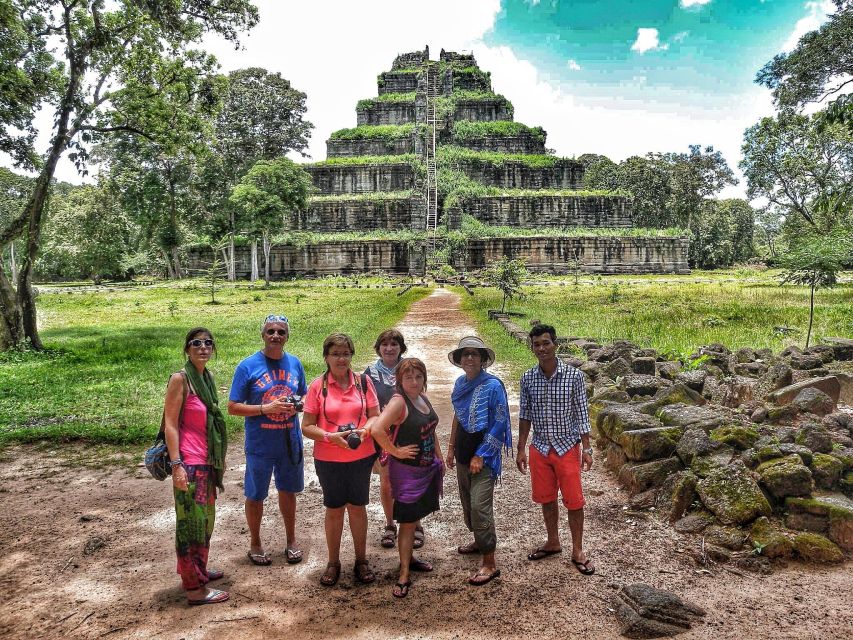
[{"xmin": 529, "ymin": 444, "xmax": 585, "ymax": 510}]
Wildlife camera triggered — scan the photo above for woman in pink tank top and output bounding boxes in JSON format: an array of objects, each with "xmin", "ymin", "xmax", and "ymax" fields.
[{"xmin": 163, "ymin": 327, "xmax": 229, "ymax": 606}]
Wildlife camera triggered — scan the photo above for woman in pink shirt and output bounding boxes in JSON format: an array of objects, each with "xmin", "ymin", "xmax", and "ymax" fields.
[
  {"xmin": 163, "ymin": 327, "xmax": 229, "ymax": 606},
  {"xmin": 302, "ymin": 333, "xmax": 381, "ymax": 587}
]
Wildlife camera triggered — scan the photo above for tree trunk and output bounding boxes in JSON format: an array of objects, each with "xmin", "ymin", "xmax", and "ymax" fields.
[
  {"xmin": 9, "ymin": 243, "xmax": 17, "ymax": 285},
  {"xmin": 162, "ymin": 249, "xmax": 176, "ymax": 279},
  {"xmin": 250, "ymin": 240, "xmax": 259, "ymax": 282},
  {"xmin": 806, "ymin": 282, "xmax": 815, "ymax": 349},
  {"xmin": 220, "ymin": 246, "xmax": 229, "ymax": 270},
  {"xmin": 262, "ymin": 232, "xmax": 271, "ymax": 286},
  {"xmin": 0, "ymin": 262, "xmax": 24, "ymax": 350},
  {"xmin": 171, "ymin": 246, "xmax": 183, "ymax": 279},
  {"xmin": 227, "ymin": 210, "xmax": 236, "ymax": 281}
]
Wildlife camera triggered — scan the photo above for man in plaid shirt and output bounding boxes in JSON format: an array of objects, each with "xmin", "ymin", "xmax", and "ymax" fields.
[{"xmin": 516, "ymin": 324, "xmax": 595, "ymax": 575}]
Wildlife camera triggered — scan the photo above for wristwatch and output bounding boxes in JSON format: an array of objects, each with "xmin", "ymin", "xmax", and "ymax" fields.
[{"xmin": 582, "ymin": 447, "xmax": 594, "ymax": 456}]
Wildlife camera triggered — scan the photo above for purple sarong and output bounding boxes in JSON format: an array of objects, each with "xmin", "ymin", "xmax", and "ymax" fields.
[{"xmin": 387, "ymin": 456, "xmax": 444, "ymax": 504}]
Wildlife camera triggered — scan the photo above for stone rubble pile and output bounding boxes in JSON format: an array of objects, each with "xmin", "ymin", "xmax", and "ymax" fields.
[{"xmin": 492, "ymin": 311, "xmax": 853, "ymax": 568}]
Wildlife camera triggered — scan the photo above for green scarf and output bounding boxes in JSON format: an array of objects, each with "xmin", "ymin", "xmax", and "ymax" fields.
[{"xmin": 184, "ymin": 362, "xmax": 228, "ymax": 491}]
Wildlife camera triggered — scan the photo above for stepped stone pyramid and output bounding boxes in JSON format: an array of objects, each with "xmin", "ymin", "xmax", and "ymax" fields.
[{"xmin": 296, "ymin": 47, "xmax": 689, "ymax": 275}]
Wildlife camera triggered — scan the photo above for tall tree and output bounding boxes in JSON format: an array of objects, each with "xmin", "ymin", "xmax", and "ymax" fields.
[
  {"xmin": 740, "ymin": 113, "xmax": 853, "ymax": 233},
  {"xmin": 756, "ymin": 0, "xmax": 852, "ymax": 124},
  {"xmin": 229, "ymin": 158, "xmax": 312, "ymax": 286},
  {"xmin": 0, "ymin": 0, "xmax": 258, "ymax": 351},
  {"xmin": 213, "ymin": 67, "xmax": 313, "ymax": 280}
]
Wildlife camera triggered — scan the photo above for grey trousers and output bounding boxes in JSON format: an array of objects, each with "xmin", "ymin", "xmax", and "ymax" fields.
[{"xmin": 456, "ymin": 463, "xmax": 497, "ymax": 553}]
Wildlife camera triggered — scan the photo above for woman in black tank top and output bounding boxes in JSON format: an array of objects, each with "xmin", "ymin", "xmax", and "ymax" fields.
[{"xmin": 368, "ymin": 358, "xmax": 444, "ymax": 599}]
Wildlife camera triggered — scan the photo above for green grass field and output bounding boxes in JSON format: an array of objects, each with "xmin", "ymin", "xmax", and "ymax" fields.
[
  {"xmin": 0, "ymin": 279, "xmax": 429, "ymax": 445},
  {"xmin": 461, "ymin": 270, "xmax": 853, "ymax": 382}
]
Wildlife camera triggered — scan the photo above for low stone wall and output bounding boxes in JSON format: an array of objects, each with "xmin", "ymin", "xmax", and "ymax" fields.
[
  {"xmin": 457, "ymin": 236, "xmax": 690, "ymax": 274},
  {"xmin": 378, "ymin": 72, "xmax": 419, "ymax": 95},
  {"xmin": 326, "ymin": 137, "xmax": 415, "ymax": 157},
  {"xmin": 455, "ymin": 134, "xmax": 546, "ymax": 154},
  {"xmin": 453, "ymin": 99, "xmax": 512, "ymax": 122},
  {"xmin": 356, "ymin": 102, "xmax": 416, "ymax": 126},
  {"xmin": 186, "ymin": 241, "xmax": 422, "ymax": 277},
  {"xmin": 306, "ymin": 163, "xmax": 416, "ymax": 194},
  {"xmin": 457, "ymin": 159, "xmax": 584, "ymax": 190},
  {"xmin": 299, "ymin": 197, "xmax": 425, "ymax": 231},
  {"xmin": 447, "ymin": 195, "xmax": 633, "ymax": 228}
]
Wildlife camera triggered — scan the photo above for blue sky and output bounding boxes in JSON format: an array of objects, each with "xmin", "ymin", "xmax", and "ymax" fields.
[{"xmin": 7, "ymin": 0, "xmax": 836, "ymax": 199}]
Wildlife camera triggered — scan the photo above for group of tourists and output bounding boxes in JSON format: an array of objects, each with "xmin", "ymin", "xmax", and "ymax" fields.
[{"xmin": 162, "ymin": 315, "xmax": 594, "ymax": 605}]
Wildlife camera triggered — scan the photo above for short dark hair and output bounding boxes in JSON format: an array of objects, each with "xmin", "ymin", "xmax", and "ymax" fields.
[
  {"xmin": 395, "ymin": 358, "xmax": 427, "ymax": 393},
  {"xmin": 322, "ymin": 333, "xmax": 355, "ymax": 358},
  {"xmin": 529, "ymin": 324, "xmax": 557, "ymax": 342},
  {"xmin": 373, "ymin": 329, "xmax": 407, "ymax": 356},
  {"xmin": 183, "ymin": 327, "xmax": 216, "ymax": 355}
]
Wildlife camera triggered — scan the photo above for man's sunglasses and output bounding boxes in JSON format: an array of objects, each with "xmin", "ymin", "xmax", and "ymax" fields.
[
  {"xmin": 189, "ymin": 339, "xmax": 214, "ymax": 347},
  {"xmin": 266, "ymin": 329, "xmax": 287, "ymax": 336}
]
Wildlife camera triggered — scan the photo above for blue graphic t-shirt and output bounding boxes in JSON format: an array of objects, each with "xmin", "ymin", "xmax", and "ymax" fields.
[{"xmin": 229, "ymin": 351, "xmax": 307, "ymax": 458}]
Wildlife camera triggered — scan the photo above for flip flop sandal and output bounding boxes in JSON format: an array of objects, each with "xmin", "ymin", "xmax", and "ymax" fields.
[
  {"xmin": 413, "ymin": 526, "xmax": 425, "ymax": 550},
  {"xmin": 381, "ymin": 524, "xmax": 397, "ymax": 549},
  {"xmin": 188, "ymin": 588, "xmax": 229, "ymax": 605},
  {"xmin": 285, "ymin": 547, "xmax": 303, "ymax": 564},
  {"xmin": 527, "ymin": 547, "xmax": 562, "ymax": 561},
  {"xmin": 392, "ymin": 580, "xmax": 411, "ymax": 598},
  {"xmin": 468, "ymin": 569, "xmax": 501, "ymax": 586},
  {"xmin": 572, "ymin": 558, "xmax": 596, "ymax": 575},
  {"xmin": 353, "ymin": 559, "xmax": 376, "ymax": 584},
  {"xmin": 206, "ymin": 568, "xmax": 224, "ymax": 580},
  {"xmin": 247, "ymin": 551, "xmax": 272, "ymax": 566},
  {"xmin": 457, "ymin": 541, "xmax": 480, "ymax": 555},
  {"xmin": 408, "ymin": 557, "xmax": 433, "ymax": 572},
  {"xmin": 320, "ymin": 561, "xmax": 341, "ymax": 587}
]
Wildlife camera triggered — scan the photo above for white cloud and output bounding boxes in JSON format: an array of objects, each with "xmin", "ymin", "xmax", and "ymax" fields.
[
  {"xmin": 672, "ymin": 31, "xmax": 690, "ymax": 43},
  {"xmin": 631, "ymin": 28, "xmax": 668, "ymax": 54},
  {"xmin": 566, "ymin": 59, "xmax": 582, "ymax": 71},
  {"xmin": 680, "ymin": 0, "xmax": 712, "ymax": 8},
  {"xmin": 782, "ymin": 1, "xmax": 834, "ymax": 52}
]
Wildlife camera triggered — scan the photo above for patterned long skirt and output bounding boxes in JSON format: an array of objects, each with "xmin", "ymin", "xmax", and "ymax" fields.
[{"xmin": 174, "ymin": 464, "xmax": 216, "ymax": 591}]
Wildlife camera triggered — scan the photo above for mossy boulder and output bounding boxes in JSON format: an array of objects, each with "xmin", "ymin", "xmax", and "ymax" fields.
[
  {"xmin": 602, "ymin": 356, "xmax": 632, "ymax": 381},
  {"xmin": 696, "ymin": 463, "xmax": 772, "ymax": 525},
  {"xmin": 749, "ymin": 517, "xmax": 794, "ymax": 559},
  {"xmin": 604, "ymin": 442, "xmax": 628, "ymax": 473},
  {"xmin": 785, "ymin": 493, "xmax": 853, "ymax": 551},
  {"xmin": 829, "ymin": 447, "xmax": 853, "ymax": 471},
  {"xmin": 794, "ymin": 424, "xmax": 834, "ymax": 454},
  {"xmin": 676, "ymin": 428, "xmax": 724, "ymax": 465},
  {"xmin": 757, "ymin": 455, "xmax": 813, "ymax": 498},
  {"xmin": 690, "ymin": 449, "xmax": 735, "ymax": 478},
  {"xmin": 810, "ymin": 453, "xmax": 843, "ymax": 490},
  {"xmin": 655, "ymin": 470, "xmax": 698, "ymax": 522},
  {"xmin": 778, "ymin": 443, "xmax": 814, "ymax": 466},
  {"xmin": 658, "ymin": 404, "xmax": 726, "ymax": 431},
  {"xmin": 710, "ymin": 424, "xmax": 760, "ymax": 450},
  {"xmin": 792, "ymin": 532, "xmax": 844, "ymax": 562},
  {"xmin": 638, "ymin": 383, "xmax": 706, "ymax": 416},
  {"xmin": 675, "ymin": 369, "xmax": 707, "ymax": 392},
  {"xmin": 619, "ymin": 426, "xmax": 684, "ymax": 461},
  {"xmin": 705, "ymin": 525, "xmax": 745, "ymax": 550},
  {"xmin": 618, "ymin": 457, "xmax": 683, "ymax": 496},
  {"xmin": 619, "ymin": 374, "xmax": 672, "ymax": 397},
  {"xmin": 792, "ymin": 387, "xmax": 836, "ymax": 417},
  {"xmin": 597, "ymin": 405, "xmax": 662, "ymax": 442}
]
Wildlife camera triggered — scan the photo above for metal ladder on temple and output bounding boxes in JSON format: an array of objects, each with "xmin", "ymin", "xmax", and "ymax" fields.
[{"xmin": 424, "ymin": 64, "xmax": 439, "ymax": 260}]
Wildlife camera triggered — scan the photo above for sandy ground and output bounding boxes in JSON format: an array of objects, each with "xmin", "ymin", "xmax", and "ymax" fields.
[{"xmin": 0, "ymin": 287, "xmax": 851, "ymax": 640}]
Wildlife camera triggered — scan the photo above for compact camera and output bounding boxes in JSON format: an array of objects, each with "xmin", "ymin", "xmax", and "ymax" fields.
[
  {"xmin": 337, "ymin": 423, "xmax": 362, "ymax": 450},
  {"xmin": 285, "ymin": 395, "xmax": 304, "ymax": 412}
]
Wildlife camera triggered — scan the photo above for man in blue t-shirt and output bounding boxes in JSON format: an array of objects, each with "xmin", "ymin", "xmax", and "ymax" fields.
[{"xmin": 228, "ymin": 314, "xmax": 307, "ymax": 566}]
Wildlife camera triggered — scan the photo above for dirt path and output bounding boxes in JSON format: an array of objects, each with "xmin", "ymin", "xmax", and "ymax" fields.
[{"xmin": 0, "ymin": 287, "xmax": 851, "ymax": 639}]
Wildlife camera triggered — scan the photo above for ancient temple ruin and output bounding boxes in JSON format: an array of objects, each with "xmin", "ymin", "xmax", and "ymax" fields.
[{"xmin": 201, "ymin": 47, "xmax": 689, "ymax": 277}]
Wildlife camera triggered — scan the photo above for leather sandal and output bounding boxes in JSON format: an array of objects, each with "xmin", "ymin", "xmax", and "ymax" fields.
[
  {"xmin": 353, "ymin": 559, "xmax": 376, "ymax": 584},
  {"xmin": 381, "ymin": 524, "xmax": 397, "ymax": 549},
  {"xmin": 413, "ymin": 525, "xmax": 425, "ymax": 549},
  {"xmin": 320, "ymin": 561, "xmax": 341, "ymax": 587}
]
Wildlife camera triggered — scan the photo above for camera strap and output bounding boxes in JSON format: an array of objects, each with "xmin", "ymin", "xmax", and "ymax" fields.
[
  {"xmin": 321, "ymin": 370, "xmax": 367, "ymax": 429},
  {"xmin": 264, "ymin": 354, "xmax": 303, "ymax": 466}
]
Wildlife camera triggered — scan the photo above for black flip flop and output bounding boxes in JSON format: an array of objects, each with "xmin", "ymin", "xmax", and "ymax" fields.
[
  {"xmin": 572, "ymin": 558, "xmax": 595, "ymax": 575},
  {"xmin": 468, "ymin": 568, "xmax": 501, "ymax": 586},
  {"xmin": 527, "ymin": 547, "xmax": 562, "ymax": 561},
  {"xmin": 285, "ymin": 547, "xmax": 303, "ymax": 564},
  {"xmin": 393, "ymin": 580, "xmax": 411, "ymax": 598},
  {"xmin": 247, "ymin": 551, "xmax": 271, "ymax": 566},
  {"xmin": 409, "ymin": 557, "xmax": 433, "ymax": 572}
]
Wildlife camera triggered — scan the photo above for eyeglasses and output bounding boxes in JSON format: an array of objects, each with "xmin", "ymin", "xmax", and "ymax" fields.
[
  {"xmin": 189, "ymin": 339, "xmax": 214, "ymax": 348},
  {"xmin": 265, "ymin": 329, "xmax": 287, "ymax": 336},
  {"xmin": 328, "ymin": 352, "xmax": 352, "ymax": 360},
  {"xmin": 460, "ymin": 350, "xmax": 481, "ymax": 358}
]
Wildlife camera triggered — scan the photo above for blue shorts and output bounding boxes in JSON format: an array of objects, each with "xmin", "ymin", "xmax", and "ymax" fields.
[{"xmin": 244, "ymin": 452, "xmax": 304, "ymax": 501}]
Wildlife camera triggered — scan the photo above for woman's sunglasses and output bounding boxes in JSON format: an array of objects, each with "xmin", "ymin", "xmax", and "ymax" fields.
[{"xmin": 189, "ymin": 339, "xmax": 214, "ymax": 347}]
